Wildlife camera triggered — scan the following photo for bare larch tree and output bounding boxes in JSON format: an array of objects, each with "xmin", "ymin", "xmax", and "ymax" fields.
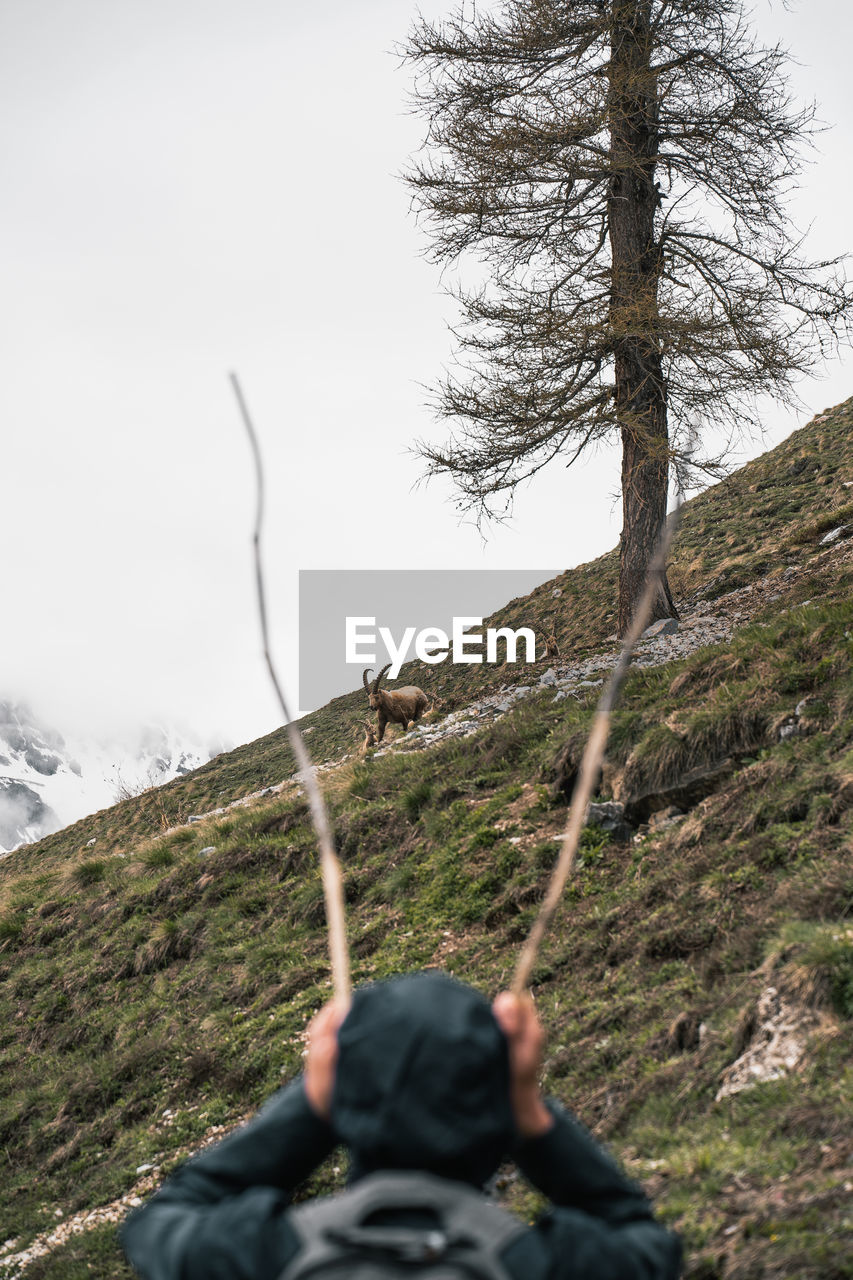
[{"xmin": 404, "ymin": 0, "xmax": 850, "ymax": 633}]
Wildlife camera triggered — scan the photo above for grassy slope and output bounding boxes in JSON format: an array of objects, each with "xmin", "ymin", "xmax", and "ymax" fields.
[{"xmin": 1, "ymin": 400, "xmax": 852, "ymax": 1279}]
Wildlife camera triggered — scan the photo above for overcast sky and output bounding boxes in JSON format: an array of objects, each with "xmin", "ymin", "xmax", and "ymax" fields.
[{"xmin": 2, "ymin": 0, "xmax": 850, "ymax": 750}]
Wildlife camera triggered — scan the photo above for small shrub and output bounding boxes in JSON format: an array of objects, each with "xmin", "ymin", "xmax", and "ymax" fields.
[
  {"xmin": 133, "ymin": 916, "xmax": 200, "ymax": 975},
  {"xmin": 577, "ymin": 838, "xmax": 608, "ymax": 868},
  {"xmin": 381, "ymin": 863, "xmax": 416, "ymax": 899},
  {"xmin": 348, "ymin": 765, "xmax": 373, "ymax": 799},
  {"xmin": 144, "ymin": 846, "xmax": 176, "ymax": 870},
  {"xmin": 0, "ymin": 914, "xmax": 24, "ymax": 943},
  {"xmin": 74, "ymin": 860, "xmax": 106, "ymax": 887},
  {"xmin": 495, "ymin": 844, "xmax": 523, "ymax": 877},
  {"xmin": 402, "ymin": 781, "xmax": 433, "ymax": 823},
  {"xmin": 532, "ymin": 840, "xmax": 559, "ymax": 870},
  {"xmin": 470, "ymin": 826, "xmax": 499, "ymax": 850},
  {"xmin": 800, "ymin": 927, "xmax": 853, "ymax": 1018}
]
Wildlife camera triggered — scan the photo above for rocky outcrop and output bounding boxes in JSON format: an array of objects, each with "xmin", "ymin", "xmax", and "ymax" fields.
[
  {"xmin": 620, "ymin": 757, "xmax": 736, "ymax": 825},
  {"xmin": 716, "ymin": 986, "xmax": 823, "ymax": 1101}
]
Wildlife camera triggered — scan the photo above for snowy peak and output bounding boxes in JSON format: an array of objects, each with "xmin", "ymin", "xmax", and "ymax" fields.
[
  {"xmin": 0, "ymin": 699, "xmax": 223, "ymax": 855},
  {"xmin": 0, "ymin": 701, "xmax": 67, "ymax": 852}
]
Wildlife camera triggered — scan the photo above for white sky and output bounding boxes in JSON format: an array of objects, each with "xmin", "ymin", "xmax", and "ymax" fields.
[{"xmin": 2, "ymin": 0, "xmax": 850, "ymax": 749}]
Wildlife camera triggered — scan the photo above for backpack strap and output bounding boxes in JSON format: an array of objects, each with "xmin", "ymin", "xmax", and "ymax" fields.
[{"xmin": 282, "ymin": 1170, "xmax": 526, "ymax": 1280}]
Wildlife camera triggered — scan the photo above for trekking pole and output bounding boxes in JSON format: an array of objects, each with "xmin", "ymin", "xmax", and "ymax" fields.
[
  {"xmin": 230, "ymin": 373, "xmax": 351, "ymax": 1006},
  {"xmin": 512, "ymin": 495, "xmax": 684, "ymax": 996}
]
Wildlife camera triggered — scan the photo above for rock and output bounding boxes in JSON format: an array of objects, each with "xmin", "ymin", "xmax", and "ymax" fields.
[
  {"xmin": 551, "ymin": 588, "xmax": 562, "ymax": 598},
  {"xmin": 778, "ymin": 722, "xmax": 799, "ymax": 741},
  {"xmin": 586, "ymin": 801, "xmax": 632, "ymax": 843},
  {"xmin": 539, "ymin": 668, "xmax": 557, "ymax": 686},
  {"xmin": 24, "ymin": 745, "xmax": 62, "ymax": 776},
  {"xmin": 86, "ymin": 837, "xmax": 97, "ymax": 847},
  {"xmin": 199, "ymin": 847, "xmax": 216, "ymax": 856},
  {"xmin": 552, "ymin": 691, "xmax": 569, "ymax": 702},
  {"xmin": 819, "ymin": 524, "xmax": 853, "ymax": 545},
  {"xmin": 648, "ymin": 805, "xmax": 685, "ymax": 830},
  {"xmin": 642, "ymin": 618, "xmax": 679, "ymax": 639},
  {"xmin": 0, "ymin": 724, "xmax": 26, "ymax": 752},
  {"xmin": 716, "ymin": 986, "xmax": 819, "ymax": 1101},
  {"xmin": 187, "ymin": 815, "xmax": 203, "ymax": 824},
  {"xmin": 135, "ymin": 1163, "xmax": 154, "ymax": 1175},
  {"xmin": 622, "ymin": 758, "xmax": 734, "ymax": 825}
]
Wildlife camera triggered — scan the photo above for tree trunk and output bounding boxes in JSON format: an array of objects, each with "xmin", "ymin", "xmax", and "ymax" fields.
[{"xmin": 608, "ymin": 0, "xmax": 677, "ymax": 636}]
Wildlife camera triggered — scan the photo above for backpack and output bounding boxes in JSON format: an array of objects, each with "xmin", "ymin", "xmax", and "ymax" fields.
[{"xmin": 280, "ymin": 1170, "xmax": 526, "ymax": 1280}]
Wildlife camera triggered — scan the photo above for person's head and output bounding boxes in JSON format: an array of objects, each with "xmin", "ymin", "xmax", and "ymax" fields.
[{"xmin": 330, "ymin": 970, "xmax": 514, "ymax": 1186}]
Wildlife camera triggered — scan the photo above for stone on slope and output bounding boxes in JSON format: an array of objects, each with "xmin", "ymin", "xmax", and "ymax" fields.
[
  {"xmin": 819, "ymin": 524, "xmax": 852, "ymax": 545},
  {"xmin": 586, "ymin": 801, "xmax": 633, "ymax": 843},
  {"xmin": 642, "ymin": 618, "xmax": 679, "ymax": 639}
]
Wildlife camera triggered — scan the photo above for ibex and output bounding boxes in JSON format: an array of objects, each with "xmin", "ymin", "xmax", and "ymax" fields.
[
  {"xmin": 542, "ymin": 615, "xmax": 561, "ymax": 661},
  {"xmin": 363, "ymin": 665, "xmax": 429, "ymax": 743},
  {"xmin": 361, "ymin": 721, "xmax": 377, "ymax": 754}
]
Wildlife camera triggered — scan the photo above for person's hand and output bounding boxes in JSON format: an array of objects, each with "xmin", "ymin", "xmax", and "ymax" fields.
[
  {"xmin": 303, "ymin": 1000, "xmax": 347, "ymax": 1121},
  {"xmin": 492, "ymin": 991, "xmax": 554, "ymax": 1139}
]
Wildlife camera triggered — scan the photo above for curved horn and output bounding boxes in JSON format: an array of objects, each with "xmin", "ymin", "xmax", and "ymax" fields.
[
  {"xmin": 363, "ymin": 668, "xmax": 373, "ymax": 693},
  {"xmin": 373, "ymin": 662, "xmax": 392, "ymax": 693}
]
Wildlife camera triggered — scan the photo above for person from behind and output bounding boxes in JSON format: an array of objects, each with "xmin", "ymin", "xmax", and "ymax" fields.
[{"xmin": 121, "ymin": 970, "xmax": 682, "ymax": 1279}]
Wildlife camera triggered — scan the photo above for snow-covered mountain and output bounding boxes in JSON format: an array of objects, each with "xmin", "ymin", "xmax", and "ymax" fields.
[{"xmin": 0, "ymin": 699, "xmax": 225, "ymax": 855}]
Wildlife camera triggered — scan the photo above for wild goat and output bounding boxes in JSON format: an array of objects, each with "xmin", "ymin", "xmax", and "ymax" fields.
[
  {"xmin": 542, "ymin": 615, "xmax": 561, "ymax": 661},
  {"xmin": 361, "ymin": 721, "xmax": 377, "ymax": 753},
  {"xmin": 363, "ymin": 665, "xmax": 429, "ymax": 743}
]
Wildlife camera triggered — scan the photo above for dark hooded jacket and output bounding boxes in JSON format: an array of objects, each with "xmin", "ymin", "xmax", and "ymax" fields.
[{"xmin": 121, "ymin": 973, "xmax": 681, "ymax": 1280}]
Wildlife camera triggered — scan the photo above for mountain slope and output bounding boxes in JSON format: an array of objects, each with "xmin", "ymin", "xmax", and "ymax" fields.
[
  {"xmin": 28, "ymin": 393, "xmax": 853, "ymax": 844},
  {"xmin": 0, "ymin": 400, "xmax": 851, "ymax": 1279}
]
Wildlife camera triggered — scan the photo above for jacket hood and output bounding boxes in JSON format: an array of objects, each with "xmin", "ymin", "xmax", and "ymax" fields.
[{"xmin": 331, "ymin": 970, "xmax": 513, "ymax": 1187}]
